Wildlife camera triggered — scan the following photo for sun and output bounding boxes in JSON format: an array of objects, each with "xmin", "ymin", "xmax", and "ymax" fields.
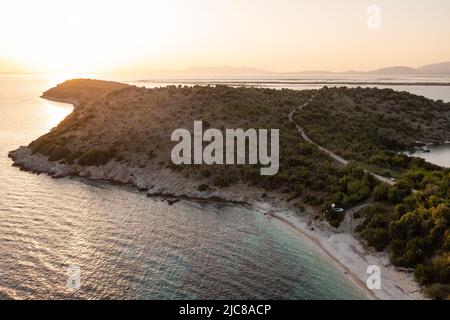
[{"xmin": 0, "ymin": 0, "xmax": 176, "ymax": 74}]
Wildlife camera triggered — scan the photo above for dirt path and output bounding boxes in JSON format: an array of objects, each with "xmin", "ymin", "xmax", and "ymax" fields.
[
  {"xmin": 288, "ymin": 97, "xmax": 396, "ymax": 186},
  {"xmin": 337, "ymin": 201, "xmax": 372, "ymax": 233}
]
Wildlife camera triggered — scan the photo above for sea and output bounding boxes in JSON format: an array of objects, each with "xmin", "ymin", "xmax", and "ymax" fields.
[{"xmin": 0, "ymin": 74, "xmax": 448, "ymax": 299}]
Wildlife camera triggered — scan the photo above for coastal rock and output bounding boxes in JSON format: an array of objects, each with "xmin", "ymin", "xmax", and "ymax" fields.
[
  {"xmin": 10, "ymin": 79, "xmax": 444, "ymax": 300},
  {"xmin": 9, "ymin": 146, "xmax": 69, "ymax": 177},
  {"xmin": 135, "ymin": 175, "xmax": 149, "ymax": 191}
]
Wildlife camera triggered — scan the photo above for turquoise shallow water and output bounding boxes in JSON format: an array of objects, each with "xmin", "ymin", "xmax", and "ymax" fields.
[
  {"xmin": 403, "ymin": 145, "xmax": 450, "ymax": 168},
  {"xmin": 0, "ymin": 75, "xmax": 366, "ymax": 299}
]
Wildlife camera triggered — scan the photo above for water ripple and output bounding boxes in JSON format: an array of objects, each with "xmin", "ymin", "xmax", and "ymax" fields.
[{"xmin": 0, "ymin": 76, "xmax": 365, "ymax": 300}]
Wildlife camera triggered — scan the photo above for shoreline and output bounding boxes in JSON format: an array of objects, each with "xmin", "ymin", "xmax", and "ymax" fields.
[
  {"xmin": 8, "ymin": 145, "xmax": 425, "ymax": 300},
  {"xmin": 252, "ymin": 202, "xmax": 425, "ymax": 300},
  {"xmin": 39, "ymin": 95, "xmax": 80, "ymax": 107},
  {"xmin": 137, "ymin": 79, "xmax": 450, "ymax": 87},
  {"xmin": 7, "ymin": 93, "xmax": 426, "ymax": 300},
  {"xmin": 273, "ymin": 218, "xmax": 377, "ymax": 299}
]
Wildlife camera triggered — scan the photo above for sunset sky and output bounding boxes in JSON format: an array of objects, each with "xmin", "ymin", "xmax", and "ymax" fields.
[{"xmin": 0, "ymin": 0, "xmax": 449, "ymax": 74}]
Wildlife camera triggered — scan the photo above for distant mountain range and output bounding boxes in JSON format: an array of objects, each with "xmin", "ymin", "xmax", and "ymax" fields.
[
  {"xmin": 353, "ymin": 62, "xmax": 450, "ymax": 75},
  {"xmin": 153, "ymin": 61, "xmax": 450, "ymax": 76},
  {"xmin": 2, "ymin": 60, "xmax": 450, "ymax": 76}
]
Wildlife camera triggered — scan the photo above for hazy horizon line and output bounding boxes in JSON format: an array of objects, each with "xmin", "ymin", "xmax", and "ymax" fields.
[{"xmin": 1, "ymin": 59, "xmax": 450, "ymax": 76}]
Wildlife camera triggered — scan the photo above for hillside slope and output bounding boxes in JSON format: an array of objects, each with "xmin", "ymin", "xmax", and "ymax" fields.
[
  {"xmin": 9, "ymin": 79, "xmax": 450, "ymax": 299},
  {"xmin": 294, "ymin": 86, "xmax": 450, "ymax": 164}
]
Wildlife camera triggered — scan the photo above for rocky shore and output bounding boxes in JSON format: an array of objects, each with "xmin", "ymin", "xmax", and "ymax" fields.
[
  {"xmin": 9, "ymin": 144, "xmax": 425, "ymax": 300},
  {"xmin": 9, "ymin": 145, "xmax": 264, "ymax": 204},
  {"xmin": 10, "ymin": 79, "xmax": 441, "ymax": 300}
]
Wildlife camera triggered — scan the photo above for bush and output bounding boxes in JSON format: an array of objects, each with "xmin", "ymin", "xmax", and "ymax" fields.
[
  {"xmin": 197, "ymin": 184, "xmax": 209, "ymax": 192},
  {"xmin": 213, "ymin": 176, "xmax": 235, "ymax": 188},
  {"xmin": 78, "ymin": 150, "xmax": 111, "ymax": 166},
  {"xmin": 324, "ymin": 209, "xmax": 345, "ymax": 228},
  {"xmin": 360, "ymin": 228, "xmax": 390, "ymax": 251},
  {"xmin": 31, "ymin": 139, "xmax": 56, "ymax": 156},
  {"xmin": 373, "ymin": 184, "xmax": 389, "ymax": 201},
  {"xmin": 423, "ymin": 283, "xmax": 450, "ymax": 300},
  {"xmin": 48, "ymin": 146, "xmax": 72, "ymax": 162}
]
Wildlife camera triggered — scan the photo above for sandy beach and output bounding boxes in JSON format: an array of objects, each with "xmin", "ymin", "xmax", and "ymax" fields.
[
  {"xmin": 9, "ymin": 141, "xmax": 427, "ymax": 300},
  {"xmin": 252, "ymin": 202, "xmax": 425, "ymax": 300},
  {"xmin": 2, "ymin": 0, "xmax": 449, "ymax": 304},
  {"xmin": 7, "ymin": 87, "xmax": 430, "ymax": 300}
]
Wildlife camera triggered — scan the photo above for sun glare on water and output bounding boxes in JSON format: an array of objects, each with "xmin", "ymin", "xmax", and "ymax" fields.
[{"xmin": 44, "ymin": 101, "xmax": 72, "ymax": 129}]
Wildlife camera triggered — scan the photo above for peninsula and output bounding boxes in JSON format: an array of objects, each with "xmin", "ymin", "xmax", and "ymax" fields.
[{"xmin": 9, "ymin": 79, "xmax": 450, "ymax": 300}]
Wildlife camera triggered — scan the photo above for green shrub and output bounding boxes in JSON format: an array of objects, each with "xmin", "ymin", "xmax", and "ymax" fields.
[
  {"xmin": 213, "ymin": 176, "xmax": 235, "ymax": 188},
  {"xmin": 360, "ymin": 228, "xmax": 390, "ymax": 251},
  {"xmin": 48, "ymin": 146, "xmax": 72, "ymax": 162},
  {"xmin": 373, "ymin": 184, "xmax": 389, "ymax": 201},
  {"xmin": 78, "ymin": 150, "xmax": 111, "ymax": 166},
  {"xmin": 197, "ymin": 184, "xmax": 209, "ymax": 192},
  {"xmin": 423, "ymin": 283, "xmax": 450, "ymax": 300},
  {"xmin": 324, "ymin": 209, "xmax": 345, "ymax": 228}
]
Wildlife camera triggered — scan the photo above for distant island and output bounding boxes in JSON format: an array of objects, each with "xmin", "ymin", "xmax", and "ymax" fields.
[{"xmin": 9, "ymin": 79, "xmax": 450, "ymax": 300}]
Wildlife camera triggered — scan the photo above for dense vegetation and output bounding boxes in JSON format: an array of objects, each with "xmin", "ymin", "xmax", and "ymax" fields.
[
  {"xmin": 291, "ymin": 86, "xmax": 450, "ymax": 299},
  {"xmin": 29, "ymin": 80, "xmax": 449, "ymax": 298},
  {"xmin": 356, "ymin": 165, "xmax": 450, "ymax": 299},
  {"xmin": 293, "ymin": 86, "xmax": 450, "ymax": 173},
  {"xmin": 32, "ymin": 80, "xmax": 377, "ymax": 216},
  {"xmin": 42, "ymin": 78, "xmax": 128, "ymax": 105}
]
